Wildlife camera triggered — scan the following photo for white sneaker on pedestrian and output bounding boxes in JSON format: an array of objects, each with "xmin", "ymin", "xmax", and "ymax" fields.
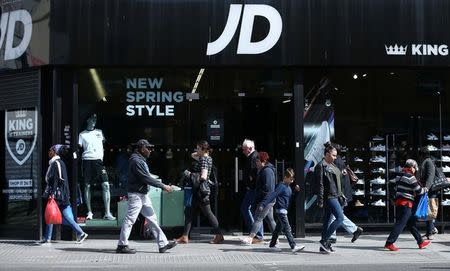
[
  {"xmin": 240, "ymin": 237, "xmax": 253, "ymax": 246},
  {"xmin": 292, "ymin": 245, "xmax": 305, "ymax": 253}
]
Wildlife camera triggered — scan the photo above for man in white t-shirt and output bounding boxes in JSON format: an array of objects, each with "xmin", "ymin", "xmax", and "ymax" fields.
[{"xmin": 78, "ymin": 114, "xmax": 115, "ymax": 220}]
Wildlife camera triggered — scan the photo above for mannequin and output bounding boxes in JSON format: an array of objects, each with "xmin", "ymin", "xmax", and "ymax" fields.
[{"xmin": 78, "ymin": 114, "xmax": 115, "ymax": 220}]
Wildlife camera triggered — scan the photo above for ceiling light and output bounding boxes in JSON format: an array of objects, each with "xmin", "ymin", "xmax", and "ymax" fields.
[
  {"xmin": 89, "ymin": 68, "xmax": 107, "ymax": 101},
  {"xmin": 362, "ymin": 73, "xmax": 367, "ymax": 77},
  {"xmin": 282, "ymin": 99, "xmax": 291, "ymax": 103},
  {"xmin": 191, "ymin": 68, "xmax": 205, "ymax": 93},
  {"xmin": 353, "ymin": 74, "xmax": 358, "ymax": 80},
  {"xmin": 390, "ymin": 72, "xmax": 395, "ymax": 75}
]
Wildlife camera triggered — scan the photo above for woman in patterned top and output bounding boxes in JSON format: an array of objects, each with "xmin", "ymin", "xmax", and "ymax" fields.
[{"xmin": 176, "ymin": 140, "xmax": 224, "ymax": 244}]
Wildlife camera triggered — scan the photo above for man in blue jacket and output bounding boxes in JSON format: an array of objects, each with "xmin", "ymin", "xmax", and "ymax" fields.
[{"xmin": 116, "ymin": 139, "xmax": 177, "ymax": 254}]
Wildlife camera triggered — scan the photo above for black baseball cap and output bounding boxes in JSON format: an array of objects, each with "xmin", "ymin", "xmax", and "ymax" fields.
[{"xmin": 133, "ymin": 139, "xmax": 154, "ymax": 149}]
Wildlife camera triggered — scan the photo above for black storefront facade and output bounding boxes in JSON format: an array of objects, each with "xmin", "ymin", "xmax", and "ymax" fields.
[{"xmin": 1, "ymin": 0, "xmax": 450, "ymax": 240}]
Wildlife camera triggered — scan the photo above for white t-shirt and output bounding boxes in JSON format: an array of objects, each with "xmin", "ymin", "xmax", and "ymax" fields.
[{"xmin": 78, "ymin": 129, "xmax": 105, "ymax": 160}]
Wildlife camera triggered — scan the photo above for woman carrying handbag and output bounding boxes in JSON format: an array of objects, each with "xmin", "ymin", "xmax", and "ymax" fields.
[{"xmin": 39, "ymin": 144, "xmax": 88, "ymax": 244}]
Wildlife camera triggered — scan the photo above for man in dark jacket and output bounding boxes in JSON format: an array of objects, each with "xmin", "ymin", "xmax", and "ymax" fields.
[
  {"xmin": 116, "ymin": 139, "xmax": 177, "ymax": 254},
  {"xmin": 419, "ymin": 147, "xmax": 438, "ymax": 239}
]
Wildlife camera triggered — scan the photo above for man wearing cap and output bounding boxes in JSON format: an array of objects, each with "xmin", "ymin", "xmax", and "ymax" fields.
[
  {"xmin": 116, "ymin": 139, "xmax": 177, "ymax": 254},
  {"xmin": 384, "ymin": 159, "xmax": 430, "ymax": 251}
]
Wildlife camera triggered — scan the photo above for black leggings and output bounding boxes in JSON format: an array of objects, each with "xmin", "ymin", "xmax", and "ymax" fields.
[{"xmin": 183, "ymin": 200, "xmax": 221, "ymax": 236}]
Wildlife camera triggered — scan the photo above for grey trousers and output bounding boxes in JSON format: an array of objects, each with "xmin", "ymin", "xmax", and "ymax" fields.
[{"xmin": 118, "ymin": 192, "xmax": 168, "ymax": 248}]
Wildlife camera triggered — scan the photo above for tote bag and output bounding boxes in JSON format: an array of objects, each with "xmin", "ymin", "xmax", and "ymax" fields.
[{"xmin": 45, "ymin": 197, "xmax": 62, "ymax": 224}]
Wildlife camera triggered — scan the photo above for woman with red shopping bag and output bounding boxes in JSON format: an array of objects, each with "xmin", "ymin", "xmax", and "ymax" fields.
[{"xmin": 39, "ymin": 144, "xmax": 88, "ymax": 244}]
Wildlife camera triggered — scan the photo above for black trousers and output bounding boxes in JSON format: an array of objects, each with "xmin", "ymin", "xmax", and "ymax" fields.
[
  {"xmin": 269, "ymin": 212, "xmax": 296, "ymax": 249},
  {"xmin": 386, "ymin": 204, "xmax": 423, "ymax": 245},
  {"xmin": 183, "ymin": 199, "xmax": 221, "ymax": 236}
]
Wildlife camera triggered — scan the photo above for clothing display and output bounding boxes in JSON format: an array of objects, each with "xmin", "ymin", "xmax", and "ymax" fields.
[{"xmin": 78, "ymin": 129, "xmax": 105, "ymax": 160}]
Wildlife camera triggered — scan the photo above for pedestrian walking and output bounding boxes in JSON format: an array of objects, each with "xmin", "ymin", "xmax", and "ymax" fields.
[
  {"xmin": 384, "ymin": 159, "xmax": 431, "ymax": 251},
  {"xmin": 260, "ymin": 168, "xmax": 304, "ymax": 253},
  {"xmin": 240, "ymin": 139, "xmax": 264, "ymax": 243},
  {"xmin": 240, "ymin": 151, "xmax": 276, "ymax": 245},
  {"xmin": 419, "ymin": 147, "xmax": 439, "ymax": 240},
  {"xmin": 176, "ymin": 140, "xmax": 224, "ymax": 244},
  {"xmin": 40, "ymin": 144, "xmax": 88, "ymax": 244},
  {"xmin": 314, "ymin": 142, "xmax": 345, "ymax": 253},
  {"xmin": 116, "ymin": 139, "xmax": 177, "ymax": 254}
]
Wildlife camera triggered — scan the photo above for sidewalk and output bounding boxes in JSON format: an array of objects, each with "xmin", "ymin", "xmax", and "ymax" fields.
[{"xmin": 0, "ymin": 233, "xmax": 449, "ymax": 269}]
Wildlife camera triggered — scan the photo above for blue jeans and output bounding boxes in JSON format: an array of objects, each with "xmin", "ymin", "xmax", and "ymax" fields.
[
  {"xmin": 250, "ymin": 202, "xmax": 276, "ymax": 235},
  {"xmin": 269, "ymin": 211, "xmax": 296, "ymax": 249},
  {"xmin": 240, "ymin": 189, "xmax": 263, "ymax": 239},
  {"xmin": 329, "ymin": 213, "xmax": 357, "ymax": 239},
  {"xmin": 44, "ymin": 205, "xmax": 84, "ymax": 241},
  {"xmin": 386, "ymin": 204, "xmax": 423, "ymax": 245},
  {"xmin": 321, "ymin": 198, "xmax": 344, "ymax": 242}
]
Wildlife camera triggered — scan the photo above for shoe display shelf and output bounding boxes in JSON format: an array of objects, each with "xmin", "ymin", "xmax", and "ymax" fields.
[
  {"xmin": 349, "ymin": 146, "xmax": 367, "ymax": 208},
  {"xmin": 368, "ymin": 135, "xmax": 389, "ymax": 222}
]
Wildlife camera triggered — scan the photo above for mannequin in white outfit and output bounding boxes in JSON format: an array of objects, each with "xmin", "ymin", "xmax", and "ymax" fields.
[{"xmin": 78, "ymin": 114, "xmax": 115, "ymax": 220}]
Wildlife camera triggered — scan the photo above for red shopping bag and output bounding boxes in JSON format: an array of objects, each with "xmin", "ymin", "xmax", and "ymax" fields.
[{"xmin": 45, "ymin": 197, "xmax": 62, "ymax": 224}]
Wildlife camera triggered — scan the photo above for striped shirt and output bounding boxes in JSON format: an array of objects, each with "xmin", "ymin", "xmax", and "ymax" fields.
[{"xmin": 395, "ymin": 173, "xmax": 425, "ymax": 201}]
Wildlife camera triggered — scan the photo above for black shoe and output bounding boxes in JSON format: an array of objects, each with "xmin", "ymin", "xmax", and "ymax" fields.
[
  {"xmin": 351, "ymin": 227, "xmax": 363, "ymax": 243},
  {"xmin": 328, "ymin": 238, "xmax": 337, "ymax": 244},
  {"xmin": 319, "ymin": 240, "xmax": 331, "ymax": 254},
  {"xmin": 159, "ymin": 240, "xmax": 177, "ymax": 253},
  {"xmin": 116, "ymin": 245, "xmax": 136, "ymax": 254}
]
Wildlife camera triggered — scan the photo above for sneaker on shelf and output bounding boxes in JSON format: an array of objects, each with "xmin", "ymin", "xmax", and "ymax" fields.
[
  {"xmin": 441, "ymin": 155, "xmax": 450, "ymax": 162},
  {"xmin": 292, "ymin": 244, "xmax": 305, "ymax": 253},
  {"xmin": 442, "ymin": 145, "xmax": 450, "ymax": 151},
  {"xmin": 370, "ymin": 144, "xmax": 386, "ymax": 151},
  {"xmin": 86, "ymin": 212, "xmax": 93, "ymax": 220},
  {"xmin": 370, "ymin": 188, "xmax": 386, "ymax": 196},
  {"xmin": 444, "ymin": 135, "xmax": 450, "ymax": 141},
  {"xmin": 441, "ymin": 199, "xmax": 450, "ymax": 206},
  {"xmin": 370, "ymin": 177, "xmax": 386, "ymax": 185},
  {"xmin": 418, "ymin": 240, "xmax": 431, "ymax": 249},
  {"xmin": 443, "ymin": 188, "xmax": 450, "ymax": 195},
  {"xmin": 354, "ymin": 169, "xmax": 364, "ymax": 174},
  {"xmin": 384, "ymin": 243, "xmax": 399, "ymax": 251},
  {"xmin": 442, "ymin": 166, "xmax": 450, "ymax": 173},
  {"xmin": 389, "ymin": 178, "xmax": 397, "ymax": 184},
  {"xmin": 371, "ymin": 199, "xmax": 386, "ymax": 207},
  {"xmin": 356, "ymin": 179, "xmax": 365, "ymax": 185},
  {"xmin": 353, "ymin": 189, "xmax": 365, "ymax": 196},
  {"xmin": 370, "ymin": 156, "xmax": 386, "ymax": 163},
  {"xmin": 104, "ymin": 212, "xmax": 116, "ymax": 220},
  {"xmin": 427, "ymin": 145, "xmax": 439, "ymax": 151},
  {"xmin": 269, "ymin": 245, "xmax": 282, "ymax": 252},
  {"xmin": 354, "ymin": 157, "xmax": 363, "ymax": 162},
  {"xmin": 76, "ymin": 233, "xmax": 88, "ymax": 244},
  {"xmin": 372, "ymin": 135, "xmax": 384, "ymax": 141},
  {"xmin": 354, "ymin": 200, "xmax": 364, "ymax": 207},
  {"xmin": 341, "ymin": 146, "xmax": 348, "ymax": 152},
  {"xmin": 371, "ymin": 168, "xmax": 386, "ymax": 174},
  {"xmin": 427, "ymin": 133, "xmax": 438, "ymax": 141}
]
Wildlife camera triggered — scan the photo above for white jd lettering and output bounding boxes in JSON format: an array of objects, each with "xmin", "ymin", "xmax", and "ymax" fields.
[
  {"xmin": 0, "ymin": 10, "xmax": 33, "ymax": 60},
  {"xmin": 206, "ymin": 4, "xmax": 282, "ymax": 55}
]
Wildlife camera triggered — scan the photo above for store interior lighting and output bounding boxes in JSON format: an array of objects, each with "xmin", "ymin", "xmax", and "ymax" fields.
[
  {"xmin": 353, "ymin": 73, "xmax": 358, "ymax": 80},
  {"xmin": 89, "ymin": 68, "xmax": 107, "ymax": 102},
  {"xmin": 282, "ymin": 99, "xmax": 291, "ymax": 103},
  {"xmin": 191, "ymin": 68, "xmax": 205, "ymax": 93}
]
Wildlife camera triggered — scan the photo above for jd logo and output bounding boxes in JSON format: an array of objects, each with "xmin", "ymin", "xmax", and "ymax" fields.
[
  {"xmin": 206, "ymin": 4, "xmax": 282, "ymax": 55},
  {"xmin": 5, "ymin": 109, "xmax": 38, "ymax": 165},
  {"xmin": 0, "ymin": 10, "xmax": 33, "ymax": 60}
]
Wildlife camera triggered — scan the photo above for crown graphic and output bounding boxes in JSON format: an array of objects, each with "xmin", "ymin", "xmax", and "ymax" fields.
[
  {"xmin": 385, "ymin": 44, "xmax": 407, "ymax": 55},
  {"xmin": 15, "ymin": 110, "xmax": 27, "ymax": 118}
]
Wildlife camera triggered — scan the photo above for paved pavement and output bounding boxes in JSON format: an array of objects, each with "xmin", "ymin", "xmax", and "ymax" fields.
[{"xmin": 0, "ymin": 233, "xmax": 449, "ymax": 270}]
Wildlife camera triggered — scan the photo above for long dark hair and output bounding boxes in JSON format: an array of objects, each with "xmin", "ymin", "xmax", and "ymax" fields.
[
  {"xmin": 197, "ymin": 140, "xmax": 213, "ymax": 154},
  {"xmin": 323, "ymin": 141, "xmax": 336, "ymax": 155}
]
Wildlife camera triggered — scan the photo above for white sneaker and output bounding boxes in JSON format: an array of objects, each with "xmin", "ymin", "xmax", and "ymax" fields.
[
  {"xmin": 427, "ymin": 145, "xmax": 439, "ymax": 151},
  {"xmin": 269, "ymin": 245, "xmax": 282, "ymax": 252},
  {"xmin": 354, "ymin": 157, "xmax": 363, "ymax": 162},
  {"xmin": 427, "ymin": 133, "xmax": 438, "ymax": 141},
  {"xmin": 444, "ymin": 135, "xmax": 450, "ymax": 141},
  {"xmin": 354, "ymin": 200, "xmax": 364, "ymax": 207},
  {"xmin": 371, "ymin": 199, "xmax": 386, "ymax": 207},
  {"xmin": 356, "ymin": 179, "xmax": 365, "ymax": 185},
  {"xmin": 370, "ymin": 188, "xmax": 386, "ymax": 196},
  {"xmin": 371, "ymin": 168, "xmax": 386, "ymax": 174},
  {"xmin": 442, "ymin": 199, "xmax": 450, "ymax": 206},
  {"xmin": 442, "ymin": 145, "xmax": 450, "ymax": 151},
  {"xmin": 353, "ymin": 189, "xmax": 365, "ymax": 196},
  {"xmin": 370, "ymin": 145, "xmax": 386, "ymax": 151},
  {"xmin": 104, "ymin": 212, "xmax": 116, "ymax": 220},
  {"xmin": 240, "ymin": 237, "xmax": 253, "ymax": 246},
  {"xmin": 354, "ymin": 169, "xmax": 364, "ymax": 174},
  {"xmin": 372, "ymin": 135, "xmax": 384, "ymax": 141},
  {"xmin": 292, "ymin": 245, "xmax": 305, "ymax": 253},
  {"xmin": 441, "ymin": 155, "xmax": 450, "ymax": 162},
  {"xmin": 370, "ymin": 177, "xmax": 386, "ymax": 185},
  {"xmin": 370, "ymin": 156, "xmax": 386, "ymax": 163},
  {"xmin": 442, "ymin": 166, "xmax": 450, "ymax": 173},
  {"xmin": 86, "ymin": 212, "xmax": 93, "ymax": 220},
  {"xmin": 444, "ymin": 188, "xmax": 450, "ymax": 195}
]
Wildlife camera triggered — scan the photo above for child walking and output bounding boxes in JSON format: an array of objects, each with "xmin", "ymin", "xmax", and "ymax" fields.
[{"xmin": 259, "ymin": 168, "xmax": 304, "ymax": 253}]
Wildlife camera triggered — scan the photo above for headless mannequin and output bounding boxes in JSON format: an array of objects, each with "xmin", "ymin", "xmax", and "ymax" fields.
[{"xmin": 78, "ymin": 114, "xmax": 115, "ymax": 220}]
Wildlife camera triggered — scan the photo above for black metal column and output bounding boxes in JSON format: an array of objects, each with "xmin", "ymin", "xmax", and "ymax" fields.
[{"xmin": 294, "ymin": 72, "xmax": 305, "ymax": 237}]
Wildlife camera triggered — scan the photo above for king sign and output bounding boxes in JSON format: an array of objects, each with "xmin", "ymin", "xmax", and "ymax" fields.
[{"xmin": 0, "ymin": 10, "xmax": 32, "ymax": 60}]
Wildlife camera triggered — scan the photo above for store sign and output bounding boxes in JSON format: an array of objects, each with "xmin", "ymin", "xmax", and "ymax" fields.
[
  {"xmin": 5, "ymin": 109, "xmax": 38, "ymax": 165},
  {"xmin": 207, "ymin": 118, "xmax": 224, "ymax": 143},
  {"xmin": 385, "ymin": 43, "xmax": 449, "ymax": 56},
  {"xmin": 206, "ymin": 4, "xmax": 282, "ymax": 55},
  {"xmin": 4, "ymin": 108, "xmax": 38, "ymax": 202},
  {"xmin": 0, "ymin": 9, "xmax": 33, "ymax": 60},
  {"xmin": 125, "ymin": 77, "xmax": 185, "ymax": 117}
]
